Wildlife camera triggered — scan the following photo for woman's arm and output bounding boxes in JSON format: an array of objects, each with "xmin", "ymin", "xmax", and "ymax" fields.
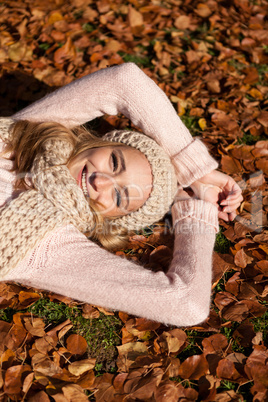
[
  {"xmin": 7, "ymin": 199, "xmax": 218, "ymax": 327},
  {"xmin": 12, "ymin": 63, "xmax": 218, "ymax": 187}
]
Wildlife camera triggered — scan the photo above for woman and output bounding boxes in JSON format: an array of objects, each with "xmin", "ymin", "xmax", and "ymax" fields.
[{"xmin": 0, "ymin": 63, "xmax": 242, "ymax": 326}]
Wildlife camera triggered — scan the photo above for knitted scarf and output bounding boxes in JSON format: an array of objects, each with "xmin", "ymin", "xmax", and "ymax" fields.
[{"xmin": 0, "ymin": 118, "xmax": 94, "ymax": 278}]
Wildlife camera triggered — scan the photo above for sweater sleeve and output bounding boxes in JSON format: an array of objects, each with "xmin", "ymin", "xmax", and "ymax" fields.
[
  {"xmin": 12, "ymin": 63, "xmax": 218, "ymax": 186},
  {"xmin": 6, "ymin": 200, "xmax": 219, "ymax": 327}
]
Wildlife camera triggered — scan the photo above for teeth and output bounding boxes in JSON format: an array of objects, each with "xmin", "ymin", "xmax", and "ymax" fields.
[{"xmin": 81, "ymin": 168, "xmax": 89, "ymax": 197}]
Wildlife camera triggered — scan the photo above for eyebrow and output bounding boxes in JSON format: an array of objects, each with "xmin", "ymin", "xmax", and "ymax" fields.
[
  {"xmin": 117, "ymin": 148, "xmax": 126, "ymax": 172},
  {"xmin": 123, "ymin": 186, "xmax": 129, "ymax": 210}
]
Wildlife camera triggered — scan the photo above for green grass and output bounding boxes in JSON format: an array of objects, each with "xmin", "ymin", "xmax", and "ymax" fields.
[
  {"xmin": 180, "ymin": 115, "xmax": 201, "ymax": 136},
  {"xmin": 0, "ymin": 307, "xmax": 16, "ymax": 322},
  {"xmin": 82, "ymin": 23, "xmax": 97, "ymax": 33},
  {"xmin": 38, "ymin": 43, "xmax": 50, "ymax": 51},
  {"xmin": 235, "ymin": 129, "xmax": 267, "ymax": 145},
  {"xmin": 118, "ymin": 52, "xmax": 153, "ymax": 68},
  {"xmin": 214, "ymin": 227, "xmax": 232, "ymax": 254},
  {"xmin": 250, "ymin": 308, "xmax": 268, "ymax": 344}
]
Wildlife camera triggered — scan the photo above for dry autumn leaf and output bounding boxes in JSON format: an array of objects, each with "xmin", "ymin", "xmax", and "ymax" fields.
[{"xmin": 66, "ymin": 334, "xmax": 88, "ymax": 356}]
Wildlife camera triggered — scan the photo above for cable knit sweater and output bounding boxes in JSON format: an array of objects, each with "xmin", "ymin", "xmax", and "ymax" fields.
[{"xmin": 1, "ymin": 63, "xmax": 219, "ymax": 327}]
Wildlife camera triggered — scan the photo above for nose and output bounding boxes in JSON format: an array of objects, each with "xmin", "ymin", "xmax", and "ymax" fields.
[{"xmin": 90, "ymin": 172, "xmax": 114, "ymax": 192}]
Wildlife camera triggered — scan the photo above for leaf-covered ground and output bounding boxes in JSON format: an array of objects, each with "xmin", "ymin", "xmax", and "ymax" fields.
[{"xmin": 0, "ymin": 0, "xmax": 267, "ymax": 400}]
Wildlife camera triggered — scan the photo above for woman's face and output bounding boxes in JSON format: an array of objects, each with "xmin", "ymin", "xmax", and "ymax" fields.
[{"xmin": 68, "ymin": 145, "xmax": 153, "ymax": 217}]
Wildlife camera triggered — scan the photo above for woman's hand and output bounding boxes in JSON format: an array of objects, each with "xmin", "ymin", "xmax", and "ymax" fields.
[{"xmin": 190, "ymin": 170, "xmax": 243, "ymax": 221}]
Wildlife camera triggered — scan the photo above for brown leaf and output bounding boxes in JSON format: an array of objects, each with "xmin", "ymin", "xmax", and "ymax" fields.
[
  {"xmin": 82, "ymin": 304, "xmax": 99, "ymax": 319},
  {"xmin": 22, "ymin": 372, "xmax": 35, "ymax": 395},
  {"xmin": 54, "ymin": 37, "xmax": 76, "ymax": 65},
  {"xmin": 174, "ymin": 15, "xmax": 191, "ymax": 30},
  {"xmin": 234, "ymin": 248, "xmax": 253, "ymax": 268},
  {"xmin": 198, "ymin": 374, "xmax": 219, "ymax": 401},
  {"xmin": 94, "ymin": 373, "xmax": 116, "ymax": 402},
  {"xmin": 128, "ymin": 6, "xmax": 144, "ymax": 34},
  {"xmin": 195, "ymin": 3, "xmax": 212, "ymax": 17},
  {"xmin": 116, "ymin": 342, "xmax": 148, "ymax": 372},
  {"xmin": 32, "ymin": 353, "xmax": 63, "ymax": 376},
  {"xmin": 62, "ymin": 384, "xmax": 89, "ymax": 401},
  {"xmin": 176, "ymin": 383, "xmax": 199, "ymax": 400},
  {"xmin": 212, "ymin": 253, "xmax": 233, "ymax": 288},
  {"xmin": 257, "ymin": 111, "xmax": 268, "ymax": 127},
  {"xmin": 24, "ymin": 317, "xmax": 46, "ymax": 337},
  {"xmin": 233, "ymin": 322, "xmax": 256, "ymax": 347},
  {"xmin": 4, "ymin": 364, "xmax": 32, "ymax": 396},
  {"xmin": 0, "ymin": 283, "xmax": 21, "ymax": 308},
  {"xmin": 216, "ymin": 358, "xmax": 245, "ymax": 382},
  {"xmin": 243, "ymin": 67, "xmax": 259, "ymax": 84},
  {"xmin": 76, "ymin": 369, "xmax": 95, "ymax": 389},
  {"xmin": 221, "ymin": 155, "xmax": 242, "ymax": 175},
  {"xmin": 214, "ymin": 291, "xmax": 235, "ymax": 311},
  {"xmin": 0, "ymin": 349, "xmax": 15, "ymax": 370},
  {"xmin": 154, "ymin": 379, "xmax": 180, "ymax": 402},
  {"xmin": 178, "ymin": 354, "xmax": 209, "ymax": 380},
  {"xmin": 68, "ymin": 358, "xmax": 96, "ymax": 376},
  {"xmin": 212, "ymin": 113, "xmax": 239, "ymax": 132},
  {"xmin": 245, "ymin": 345, "xmax": 268, "ymax": 387},
  {"xmin": 222, "ymin": 302, "xmax": 249, "ymax": 322},
  {"xmin": 166, "ymin": 357, "xmax": 181, "ymax": 377},
  {"xmin": 8, "ymin": 41, "xmax": 32, "ymax": 62},
  {"xmin": 256, "ymin": 160, "xmax": 268, "ymax": 176},
  {"xmin": 155, "ymin": 329, "xmax": 187, "ymax": 355},
  {"xmin": 214, "ymin": 389, "xmax": 244, "ymax": 401},
  {"xmin": 34, "ymin": 67, "xmax": 73, "ymax": 87},
  {"xmin": 225, "ymin": 272, "xmax": 241, "ymax": 295},
  {"xmin": 207, "ymin": 79, "xmax": 221, "ymax": 93},
  {"xmin": 123, "ymin": 367, "xmax": 164, "ymax": 399},
  {"xmin": 28, "ymin": 390, "xmax": 51, "ymax": 401},
  {"xmin": 47, "ymin": 319, "xmax": 72, "ymax": 342},
  {"xmin": 66, "ymin": 334, "xmax": 88, "ymax": 356},
  {"xmin": 202, "ymin": 334, "xmax": 229, "ymax": 356},
  {"xmin": 18, "ymin": 291, "xmax": 40, "ymax": 307}
]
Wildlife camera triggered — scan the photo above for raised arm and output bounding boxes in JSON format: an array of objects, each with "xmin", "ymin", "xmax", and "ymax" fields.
[
  {"xmin": 8, "ymin": 199, "xmax": 218, "ymax": 327},
  {"xmin": 12, "ymin": 63, "xmax": 218, "ymax": 187}
]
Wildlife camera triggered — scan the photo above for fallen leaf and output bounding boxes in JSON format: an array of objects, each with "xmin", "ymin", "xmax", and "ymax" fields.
[
  {"xmin": 66, "ymin": 334, "xmax": 88, "ymax": 356},
  {"xmin": 68, "ymin": 358, "xmax": 96, "ymax": 376},
  {"xmin": 178, "ymin": 354, "xmax": 209, "ymax": 380}
]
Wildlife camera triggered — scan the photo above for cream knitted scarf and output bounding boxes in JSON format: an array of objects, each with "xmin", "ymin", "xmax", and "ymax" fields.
[{"xmin": 0, "ymin": 118, "xmax": 95, "ymax": 278}]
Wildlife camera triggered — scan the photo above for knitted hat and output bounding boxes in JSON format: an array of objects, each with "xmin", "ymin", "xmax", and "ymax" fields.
[{"xmin": 103, "ymin": 130, "xmax": 177, "ymax": 230}]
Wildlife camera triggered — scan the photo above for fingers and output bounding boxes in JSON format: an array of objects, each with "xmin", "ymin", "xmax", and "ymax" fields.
[
  {"xmin": 221, "ymin": 181, "xmax": 242, "ymax": 199},
  {"xmin": 221, "ymin": 199, "xmax": 243, "ymax": 213},
  {"xmin": 220, "ymin": 183, "xmax": 243, "ymax": 209},
  {"xmin": 218, "ymin": 208, "xmax": 238, "ymax": 222}
]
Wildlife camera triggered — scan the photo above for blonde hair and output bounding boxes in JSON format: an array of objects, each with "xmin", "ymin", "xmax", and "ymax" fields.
[{"xmin": 3, "ymin": 120, "xmax": 133, "ymax": 251}]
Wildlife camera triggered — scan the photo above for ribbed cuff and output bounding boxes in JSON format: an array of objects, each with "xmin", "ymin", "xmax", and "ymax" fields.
[
  {"xmin": 172, "ymin": 199, "xmax": 219, "ymax": 232},
  {"xmin": 171, "ymin": 139, "xmax": 218, "ymax": 187}
]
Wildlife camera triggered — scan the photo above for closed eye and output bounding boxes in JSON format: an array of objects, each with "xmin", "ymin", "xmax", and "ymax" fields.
[
  {"xmin": 111, "ymin": 152, "xmax": 118, "ymax": 172},
  {"xmin": 115, "ymin": 188, "xmax": 121, "ymax": 207}
]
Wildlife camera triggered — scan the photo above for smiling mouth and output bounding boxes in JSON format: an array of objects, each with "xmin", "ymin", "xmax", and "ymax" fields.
[{"xmin": 81, "ymin": 166, "xmax": 89, "ymax": 198}]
